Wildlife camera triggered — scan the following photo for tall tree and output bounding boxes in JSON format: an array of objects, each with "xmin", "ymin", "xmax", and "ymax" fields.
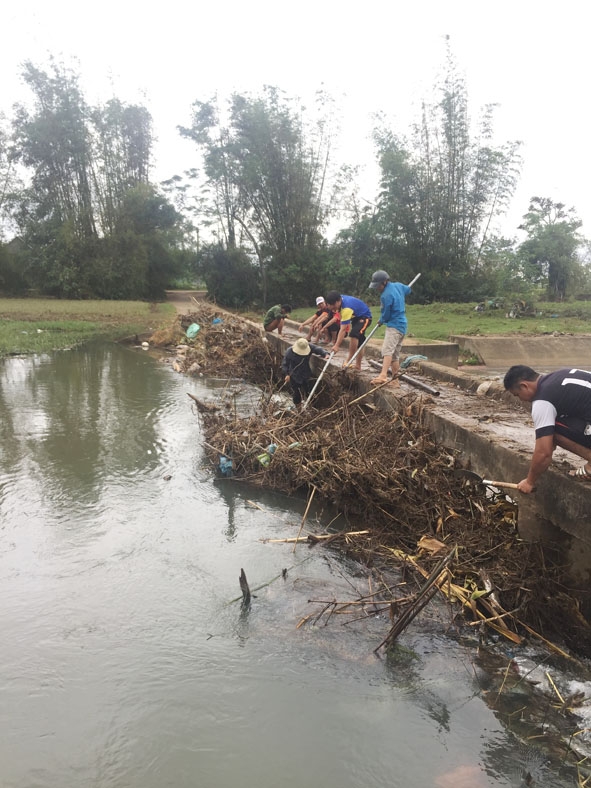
[
  {"xmin": 0, "ymin": 113, "xmax": 22, "ymax": 238},
  {"xmin": 518, "ymin": 197, "xmax": 584, "ymax": 300},
  {"xmin": 180, "ymin": 87, "xmax": 340, "ymax": 304},
  {"xmin": 13, "ymin": 60, "xmax": 96, "ymax": 240},
  {"xmin": 10, "ymin": 59, "xmax": 182, "ymax": 299},
  {"xmin": 90, "ymin": 99, "xmax": 153, "ymax": 235},
  {"xmin": 371, "ymin": 45, "xmax": 521, "ymax": 301}
]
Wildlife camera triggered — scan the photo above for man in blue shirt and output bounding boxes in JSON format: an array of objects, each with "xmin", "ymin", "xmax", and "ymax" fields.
[
  {"xmin": 325, "ymin": 291, "xmax": 372, "ymax": 370},
  {"xmin": 367, "ymin": 270, "xmax": 412, "ymax": 387}
]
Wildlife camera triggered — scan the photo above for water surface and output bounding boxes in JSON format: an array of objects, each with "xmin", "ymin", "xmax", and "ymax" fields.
[{"xmin": 0, "ymin": 343, "xmax": 575, "ymax": 787}]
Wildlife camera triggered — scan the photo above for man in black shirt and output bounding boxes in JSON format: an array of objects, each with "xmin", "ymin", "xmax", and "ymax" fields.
[{"xmin": 504, "ymin": 365, "xmax": 591, "ymax": 493}]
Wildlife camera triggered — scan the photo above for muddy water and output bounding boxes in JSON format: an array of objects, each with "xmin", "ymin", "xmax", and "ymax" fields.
[{"xmin": 0, "ymin": 343, "xmax": 577, "ymax": 787}]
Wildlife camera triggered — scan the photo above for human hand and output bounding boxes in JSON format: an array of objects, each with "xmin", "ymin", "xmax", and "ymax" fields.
[{"xmin": 516, "ymin": 479, "xmax": 536, "ymax": 494}]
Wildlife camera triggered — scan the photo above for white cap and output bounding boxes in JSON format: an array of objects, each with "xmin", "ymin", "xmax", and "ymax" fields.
[{"xmin": 316, "ymin": 296, "xmax": 325, "ymax": 305}]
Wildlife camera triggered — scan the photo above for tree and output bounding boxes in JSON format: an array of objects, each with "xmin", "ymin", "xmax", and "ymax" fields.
[
  {"xmin": 10, "ymin": 59, "xmax": 182, "ymax": 299},
  {"xmin": 370, "ymin": 44, "xmax": 521, "ymax": 301},
  {"xmin": 199, "ymin": 244, "xmax": 260, "ymax": 307},
  {"xmin": 180, "ymin": 87, "xmax": 341, "ymax": 304},
  {"xmin": 13, "ymin": 60, "xmax": 96, "ymax": 241},
  {"xmin": 518, "ymin": 197, "xmax": 584, "ymax": 300},
  {"xmin": 90, "ymin": 99, "xmax": 153, "ymax": 235}
]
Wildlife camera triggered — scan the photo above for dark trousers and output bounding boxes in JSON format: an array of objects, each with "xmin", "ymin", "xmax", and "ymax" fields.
[{"xmin": 290, "ymin": 379, "xmax": 313, "ymax": 406}]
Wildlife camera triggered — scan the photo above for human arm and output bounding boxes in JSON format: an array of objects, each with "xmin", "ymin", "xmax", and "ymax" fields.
[
  {"xmin": 281, "ymin": 352, "xmax": 293, "ymax": 378},
  {"xmin": 309, "ymin": 343, "xmax": 330, "ymax": 359},
  {"xmin": 331, "ymin": 324, "xmax": 348, "ymax": 353},
  {"xmin": 517, "ymin": 434, "xmax": 554, "ymax": 493},
  {"xmin": 311, "ymin": 312, "xmax": 330, "ymax": 331},
  {"xmin": 298, "ymin": 314, "xmax": 317, "ymax": 332}
]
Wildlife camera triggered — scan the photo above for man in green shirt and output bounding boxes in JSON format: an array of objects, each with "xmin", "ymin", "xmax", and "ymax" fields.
[{"xmin": 263, "ymin": 303, "xmax": 292, "ymax": 335}]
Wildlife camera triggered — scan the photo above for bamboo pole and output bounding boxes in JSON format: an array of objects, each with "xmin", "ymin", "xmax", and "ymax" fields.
[
  {"xmin": 302, "ymin": 352, "xmax": 334, "ymax": 412},
  {"xmin": 293, "ymin": 486, "xmax": 317, "ymax": 553}
]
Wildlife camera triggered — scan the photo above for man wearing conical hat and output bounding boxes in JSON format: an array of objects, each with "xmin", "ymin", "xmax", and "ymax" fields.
[{"xmin": 281, "ymin": 337, "xmax": 330, "ymax": 408}]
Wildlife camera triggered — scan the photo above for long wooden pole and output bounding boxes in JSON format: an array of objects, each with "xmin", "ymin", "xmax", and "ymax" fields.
[
  {"xmin": 482, "ymin": 480, "xmax": 521, "ymax": 490},
  {"xmin": 292, "ymin": 486, "xmax": 317, "ymax": 553},
  {"xmin": 302, "ymin": 352, "xmax": 334, "ymax": 412}
]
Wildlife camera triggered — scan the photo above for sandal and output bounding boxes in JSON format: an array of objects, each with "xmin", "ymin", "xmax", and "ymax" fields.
[{"xmin": 569, "ymin": 465, "xmax": 591, "ymax": 480}]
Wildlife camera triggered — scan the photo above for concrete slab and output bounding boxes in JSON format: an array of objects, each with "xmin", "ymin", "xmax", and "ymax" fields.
[{"xmin": 451, "ymin": 334, "xmax": 591, "ymax": 369}]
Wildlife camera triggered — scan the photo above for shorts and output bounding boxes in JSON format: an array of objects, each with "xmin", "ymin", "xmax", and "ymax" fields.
[
  {"xmin": 382, "ymin": 327, "xmax": 404, "ymax": 360},
  {"xmin": 555, "ymin": 416, "xmax": 591, "ymax": 448},
  {"xmin": 349, "ymin": 317, "xmax": 371, "ymax": 345}
]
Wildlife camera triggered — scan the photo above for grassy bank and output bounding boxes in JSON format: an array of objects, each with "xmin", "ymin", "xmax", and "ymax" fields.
[
  {"xmin": 283, "ymin": 300, "xmax": 591, "ymax": 342},
  {"xmin": 0, "ymin": 298, "xmax": 175, "ymax": 357}
]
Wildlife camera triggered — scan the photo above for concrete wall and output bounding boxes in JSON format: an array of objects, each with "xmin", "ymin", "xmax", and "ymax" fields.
[
  {"xmin": 241, "ymin": 315, "xmax": 591, "ymax": 582},
  {"xmin": 451, "ymin": 334, "xmax": 591, "ymax": 369}
]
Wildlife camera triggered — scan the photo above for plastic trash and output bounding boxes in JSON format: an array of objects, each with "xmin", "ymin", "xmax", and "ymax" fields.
[
  {"xmin": 212, "ymin": 317, "xmax": 223, "ymax": 325},
  {"xmin": 257, "ymin": 445, "xmax": 277, "ymax": 467},
  {"xmin": 401, "ymin": 354, "xmax": 427, "ymax": 369},
  {"xmin": 186, "ymin": 323, "xmax": 201, "ymax": 339},
  {"xmin": 219, "ymin": 456, "xmax": 233, "ymax": 476}
]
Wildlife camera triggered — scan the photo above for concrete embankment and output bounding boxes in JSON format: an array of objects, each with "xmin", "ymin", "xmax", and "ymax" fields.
[
  {"xmin": 451, "ymin": 333, "xmax": 591, "ymax": 369},
  {"xmin": 166, "ymin": 293, "xmax": 591, "ymax": 582},
  {"xmin": 265, "ymin": 320, "xmax": 591, "ymax": 584}
]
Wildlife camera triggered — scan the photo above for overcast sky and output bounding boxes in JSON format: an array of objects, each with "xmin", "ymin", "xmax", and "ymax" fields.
[{"xmin": 3, "ymin": 0, "xmax": 590, "ymax": 240}]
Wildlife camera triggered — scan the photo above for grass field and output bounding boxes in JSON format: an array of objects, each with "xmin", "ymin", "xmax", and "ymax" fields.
[
  {"xmin": 3, "ymin": 296, "xmax": 591, "ymax": 358},
  {"xmin": 285, "ymin": 301, "xmax": 591, "ymax": 342},
  {"xmin": 0, "ymin": 299, "xmax": 175, "ymax": 357}
]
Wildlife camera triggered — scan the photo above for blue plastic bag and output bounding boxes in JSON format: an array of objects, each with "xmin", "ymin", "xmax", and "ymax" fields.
[{"xmin": 219, "ymin": 456, "xmax": 233, "ymax": 477}]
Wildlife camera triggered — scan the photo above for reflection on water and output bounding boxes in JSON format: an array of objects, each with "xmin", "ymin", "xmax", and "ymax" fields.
[{"xmin": 0, "ymin": 343, "xmax": 578, "ymax": 787}]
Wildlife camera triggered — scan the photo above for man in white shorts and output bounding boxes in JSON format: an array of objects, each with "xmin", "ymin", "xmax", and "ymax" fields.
[{"xmin": 367, "ymin": 270, "xmax": 412, "ymax": 387}]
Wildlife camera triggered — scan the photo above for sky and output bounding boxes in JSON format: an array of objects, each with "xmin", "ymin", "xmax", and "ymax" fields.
[{"xmin": 3, "ymin": 0, "xmax": 590, "ymax": 241}]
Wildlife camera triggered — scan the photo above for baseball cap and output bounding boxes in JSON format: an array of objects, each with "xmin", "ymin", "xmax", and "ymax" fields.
[{"xmin": 315, "ymin": 296, "xmax": 325, "ymax": 305}]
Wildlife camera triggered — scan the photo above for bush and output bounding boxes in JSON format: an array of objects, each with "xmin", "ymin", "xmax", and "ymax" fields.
[{"xmin": 200, "ymin": 245, "xmax": 261, "ymax": 307}]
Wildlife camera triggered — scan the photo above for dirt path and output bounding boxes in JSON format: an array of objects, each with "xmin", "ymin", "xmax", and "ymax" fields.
[{"xmin": 165, "ymin": 290, "xmax": 206, "ymax": 315}]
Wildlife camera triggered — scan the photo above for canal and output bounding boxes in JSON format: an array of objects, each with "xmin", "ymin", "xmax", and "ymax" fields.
[{"xmin": 0, "ymin": 342, "xmax": 579, "ymax": 786}]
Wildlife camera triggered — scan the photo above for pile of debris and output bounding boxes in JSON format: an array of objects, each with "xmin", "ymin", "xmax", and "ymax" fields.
[
  {"xmin": 198, "ymin": 377, "xmax": 591, "ymax": 657},
  {"xmin": 150, "ymin": 301, "xmax": 279, "ymax": 382},
  {"xmin": 151, "ymin": 302, "xmax": 591, "ymax": 658}
]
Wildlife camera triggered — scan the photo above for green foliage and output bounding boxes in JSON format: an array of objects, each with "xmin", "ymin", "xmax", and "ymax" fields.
[
  {"xmin": 518, "ymin": 197, "xmax": 585, "ymax": 300},
  {"xmin": 200, "ymin": 244, "xmax": 260, "ymax": 307},
  {"xmin": 0, "ymin": 241, "xmax": 29, "ymax": 294},
  {"xmin": 9, "ymin": 59, "xmax": 184, "ymax": 300},
  {"xmin": 365, "ymin": 45, "xmax": 521, "ymax": 302},
  {"xmin": 180, "ymin": 87, "xmax": 344, "ymax": 304}
]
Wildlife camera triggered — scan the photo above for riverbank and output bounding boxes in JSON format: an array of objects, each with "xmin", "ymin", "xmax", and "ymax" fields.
[
  {"xmin": 0, "ymin": 298, "xmax": 174, "ymax": 357},
  {"xmin": 149, "ymin": 302, "xmax": 591, "ymax": 663}
]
